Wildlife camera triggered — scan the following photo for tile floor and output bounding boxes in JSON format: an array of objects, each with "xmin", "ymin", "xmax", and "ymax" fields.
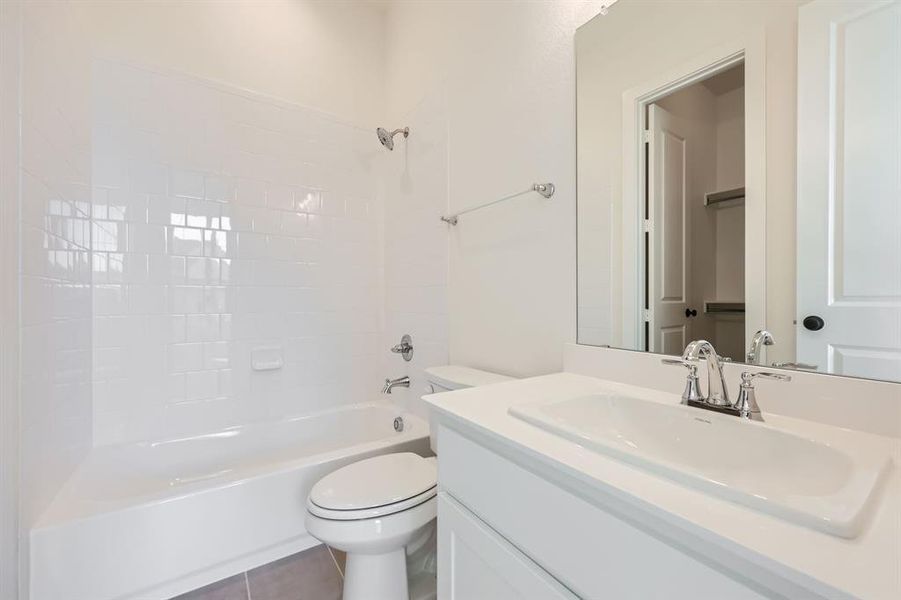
[{"xmin": 173, "ymin": 545, "xmax": 345, "ymax": 600}]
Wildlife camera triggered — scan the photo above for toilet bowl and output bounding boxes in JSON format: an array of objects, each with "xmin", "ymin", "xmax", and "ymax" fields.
[
  {"xmin": 306, "ymin": 452, "xmax": 437, "ymax": 600},
  {"xmin": 305, "ymin": 366, "xmax": 513, "ymax": 600}
]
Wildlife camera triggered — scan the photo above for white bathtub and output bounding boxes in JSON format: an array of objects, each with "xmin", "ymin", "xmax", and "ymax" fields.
[{"xmin": 29, "ymin": 403, "xmax": 430, "ymax": 600}]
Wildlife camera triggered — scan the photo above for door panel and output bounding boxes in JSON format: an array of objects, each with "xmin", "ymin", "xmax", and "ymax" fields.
[
  {"xmin": 648, "ymin": 104, "xmax": 691, "ymax": 353},
  {"xmin": 661, "ymin": 130, "xmax": 687, "ymax": 303},
  {"xmin": 832, "ymin": 2, "xmax": 901, "ymax": 301},
  {"xmin": 830, "ymin": 345, "xmax": 901, "ymax": 382},
  {"xmin": 797, "ymin": 0, "xmax": 901, "ymax": 380},
  {"xmin": 661, "ymin": 325, "xmax": 687, "ymax": 356}
]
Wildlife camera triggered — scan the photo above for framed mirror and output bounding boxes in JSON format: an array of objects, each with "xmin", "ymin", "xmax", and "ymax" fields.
[{"xmin": 576, "ymin": 0, "xmax": 901, "ymax": 382}]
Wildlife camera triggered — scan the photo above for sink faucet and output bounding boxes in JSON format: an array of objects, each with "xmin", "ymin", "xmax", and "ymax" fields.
[
  {"xmin": 381, "ymin": 375, "xmax": 410, "ymax": 394},
  {"xmin": 746, "ymin": 330, "xmax": 774, "ymax": 365},
  {"xmin": 681, "ymin": 340, "xmax": 730, "ymax": 406},
  {"xmin": 664, "ymin": 340, "xmax": 791, "ymax": 421}
]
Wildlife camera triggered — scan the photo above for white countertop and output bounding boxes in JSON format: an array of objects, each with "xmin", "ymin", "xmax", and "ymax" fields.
[{"xmin": 425, "ymin": 372, "xmax": 901, "ymax": 600}]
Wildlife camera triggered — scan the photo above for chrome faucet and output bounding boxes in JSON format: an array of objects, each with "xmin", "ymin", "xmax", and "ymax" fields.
[
  {"xmin": 664, "ymin": 340, "xmax": 791, "ymax": 421},
  {"xmin": 746, "ymin": 330, "xmax": 775, "ymax": 365},
  {"xmin": 682, "ymin": 340, "xmax": 730, "ymax": 406},
  {"xmin": 381, "ymin": 375, "xmax": 410, "ymax": 394}
]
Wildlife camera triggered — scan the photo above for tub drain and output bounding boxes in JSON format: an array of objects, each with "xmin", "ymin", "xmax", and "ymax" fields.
[{"xmin": 393, "ymin": 416, "xmax": 404, "ymax": 432}]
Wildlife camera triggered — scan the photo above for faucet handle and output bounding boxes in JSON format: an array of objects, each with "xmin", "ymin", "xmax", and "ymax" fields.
[
  {"xmin": 734, "ymin": 371, "xmax": 791, "ymax": 422},
  {"xmin": 740, "ymin": 370, "xmax": 792, "ymax": 385},
  {"xmin": 661, "ymin": 357, "xmax": 694, "ymax": 368},
  {"xmin": 661, "ymin": 358, "xmax": 703, "ymax": 403},
  {"xmin": 390, "ymin": 334, "xmax": 414, "ymax": 361}
]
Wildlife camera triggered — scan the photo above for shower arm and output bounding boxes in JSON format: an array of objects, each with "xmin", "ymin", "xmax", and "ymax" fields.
[{"xmin": 440, "ymin": 183, "xmax": 555, "ymax": 226}]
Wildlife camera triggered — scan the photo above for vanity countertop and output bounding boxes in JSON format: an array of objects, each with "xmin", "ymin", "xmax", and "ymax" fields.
[{"xmin": 425, "ymin": 372, "xmax": 901, "ymax": 600}]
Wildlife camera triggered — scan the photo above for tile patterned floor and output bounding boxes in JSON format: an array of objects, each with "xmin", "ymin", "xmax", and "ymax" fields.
[{"xmin": 172, "ymin": 545, "xmax": 345, "ymax": 600}]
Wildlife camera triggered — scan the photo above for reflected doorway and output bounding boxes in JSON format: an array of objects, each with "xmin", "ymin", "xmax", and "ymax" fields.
[{"xmin": 643, "ymin": 63, "xmax": 746, "ymax": 361}]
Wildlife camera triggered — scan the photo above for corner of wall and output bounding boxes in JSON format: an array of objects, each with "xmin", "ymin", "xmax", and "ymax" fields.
[{"xmin": 0, "ymin": 3, "xmax": 22, "ymax": 599}]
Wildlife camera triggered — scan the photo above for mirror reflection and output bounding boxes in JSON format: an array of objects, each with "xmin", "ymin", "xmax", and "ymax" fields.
[{"xmin": 576, "ymin": 0, "xmax": 901, "ymax": 382}]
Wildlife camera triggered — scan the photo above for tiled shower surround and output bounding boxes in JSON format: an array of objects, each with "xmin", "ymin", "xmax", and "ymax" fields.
[{"xmin": 90, "ymin": 61, "xmax": 382, "ymax": 444}]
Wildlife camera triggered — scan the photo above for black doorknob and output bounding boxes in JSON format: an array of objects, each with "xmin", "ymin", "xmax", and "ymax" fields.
[
  {"xmin": 685, "ymin": 308, "xmax": 698, "ymax": 318},
  {"xmin": 802, "ymin": 315, "xmax": 825, "ymax": 331}
]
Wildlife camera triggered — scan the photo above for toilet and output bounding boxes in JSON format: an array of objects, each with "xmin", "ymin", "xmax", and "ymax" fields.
[{"xmin": 305, "ymin": 366, "xmax": 513, "ymax": 600}]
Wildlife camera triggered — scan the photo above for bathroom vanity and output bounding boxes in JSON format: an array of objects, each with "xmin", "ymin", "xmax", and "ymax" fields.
[{"xmin": 425, "ymin": 346, "xmax": 900, "ymax": 600}]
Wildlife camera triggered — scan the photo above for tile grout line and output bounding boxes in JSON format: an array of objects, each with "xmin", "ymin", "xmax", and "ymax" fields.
[
  {"xmin": 244, "ymin": 571, "xmax": 253, "ymax": 600},
  {"xmin": 325, "ymin": 545, "xmax": 344, "ymax": 579}
]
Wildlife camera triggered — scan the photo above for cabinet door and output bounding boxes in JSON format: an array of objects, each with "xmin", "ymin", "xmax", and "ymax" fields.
[{"xmin": 437, "ymin": 492, "xmax": 578, "ymax": 600}]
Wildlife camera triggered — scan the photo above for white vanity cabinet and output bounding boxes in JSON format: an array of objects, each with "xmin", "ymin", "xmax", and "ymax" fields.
[
  {"xmin": 436, "ymin": 425, "xmax": 776, "ymax": 600},
  {"xmin": 438, "ymin": 493, "xmax": 577, "ymax": 600}
]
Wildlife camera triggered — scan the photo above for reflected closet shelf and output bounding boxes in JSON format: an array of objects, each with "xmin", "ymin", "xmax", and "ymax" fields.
[
  {"xmin": 705, "ymin": 302, "xmax": 745, "ymax": 315},
  {"xmin": 704, "ymin": 187, "xmax": 745, "ymax": 207}
]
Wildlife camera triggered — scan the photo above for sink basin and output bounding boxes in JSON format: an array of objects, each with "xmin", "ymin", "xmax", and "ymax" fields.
[{"xmin": 509, "ymin": 394, "xmax": 890, "ymax": 538}]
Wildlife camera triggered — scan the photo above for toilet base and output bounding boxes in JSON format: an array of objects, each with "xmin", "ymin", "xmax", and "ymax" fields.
[{"xmin": 344, "ymin": 549, "xmax": 408, "ymax": 600}]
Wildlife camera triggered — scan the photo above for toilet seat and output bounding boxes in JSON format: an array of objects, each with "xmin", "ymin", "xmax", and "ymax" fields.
[
  {"xmin": 307, "ymin": 453, "xmax": 437, "ymax": 521},
  {"xmin": 308, "ymin": 485, "xmax": 436, "ymax": 520}
]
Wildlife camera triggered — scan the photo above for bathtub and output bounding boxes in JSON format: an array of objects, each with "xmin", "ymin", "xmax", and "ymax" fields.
[{"xmin": 29, "ymin": 402, "xmax": 430, "ymax": 600}]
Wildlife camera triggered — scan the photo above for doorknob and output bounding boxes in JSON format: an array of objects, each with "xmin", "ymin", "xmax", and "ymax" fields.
[
  {"xmin": 802, "ymin": 315, "xmax": 825, "ymax": 331},
  {"xmin": 685, "ymin": 308, "xmax": 698, "ymax": 318}
]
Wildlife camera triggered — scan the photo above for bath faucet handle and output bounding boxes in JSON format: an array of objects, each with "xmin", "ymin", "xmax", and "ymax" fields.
[
  {"xmin": 390, "ymin": 334, "xmax": 414, "ymax": 361},
  {"xmin": 661, "ymin": 358, "xmax": 704, "ymax": 404},
  {"xmin": 734, "ymin": 371, "xmax": 792, "ymax": 421}
]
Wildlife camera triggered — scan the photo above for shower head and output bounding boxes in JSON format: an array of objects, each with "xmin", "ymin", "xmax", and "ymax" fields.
[{"xmin": 376, "ymin": 126, "xmax": 409, "ymax": 151}]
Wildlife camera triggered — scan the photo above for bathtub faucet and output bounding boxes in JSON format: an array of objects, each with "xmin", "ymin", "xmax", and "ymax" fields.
[{"xmin": 381, "ymin": 376, "xmax": 410, "ymax": 394}]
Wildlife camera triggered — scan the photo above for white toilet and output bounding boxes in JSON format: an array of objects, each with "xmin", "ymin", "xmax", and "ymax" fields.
[{"xmin": 305, "ymin": 366, "xmax": 513, "ymax": 600}]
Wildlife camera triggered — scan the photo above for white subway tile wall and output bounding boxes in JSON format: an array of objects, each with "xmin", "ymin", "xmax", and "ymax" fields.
[{"xmin": 91, "ymin": 61, "xmax": 382, "ymax": 445}]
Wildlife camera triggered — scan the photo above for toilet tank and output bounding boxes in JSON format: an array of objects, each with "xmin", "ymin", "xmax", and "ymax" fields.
[
  {"xmin": 424, "ymin": 365, "xmax": 514, "ymax": 393},
  {"xmin": 423, "ymin": 366, "xmax": 514, "ymax": 453}
]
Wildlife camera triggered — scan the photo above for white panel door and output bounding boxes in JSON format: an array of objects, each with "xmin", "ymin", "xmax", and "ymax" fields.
[
  {"xmin": 648, "ymin": 104, "xmax": 692, "ymax": 355},
  {"xmin": 437, "ymin": 493, "xmax": 576, "ymax": 600},
  {"xmin": 797, "ymin": 0, "xmax": 901, "ymax": 381}
]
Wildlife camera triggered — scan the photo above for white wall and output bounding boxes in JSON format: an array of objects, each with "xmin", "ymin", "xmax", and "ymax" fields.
[
  {"xmin": 384, "ymin": 1, "xmax": 606, "ymax": 378},
  {"xmin": 715, "ymin": 87, "xmax": 746, "ymax": 191},
  {"xmin": 80, "ymin": 0, "xmax": 385, "ymax": 129}
]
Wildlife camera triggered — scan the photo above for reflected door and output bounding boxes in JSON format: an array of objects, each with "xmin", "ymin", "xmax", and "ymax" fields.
[
  {"xmin": 797, "ymin": 0, "xmax": 901, "ymax": 380},
  {"xmin": 648, "ymin": 104, "xmax": 691, "ymax": 355}
]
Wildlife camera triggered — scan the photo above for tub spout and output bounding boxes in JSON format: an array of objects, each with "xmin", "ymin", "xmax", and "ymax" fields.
[{"xmin": 381, "ymin": 376, "xmax": 410, "ymax": 394}]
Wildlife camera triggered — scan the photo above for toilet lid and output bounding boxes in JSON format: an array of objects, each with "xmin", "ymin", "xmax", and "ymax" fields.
[{"xmin": 309, "ymin": 453, "xmax": 437, "ymax": 512}]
